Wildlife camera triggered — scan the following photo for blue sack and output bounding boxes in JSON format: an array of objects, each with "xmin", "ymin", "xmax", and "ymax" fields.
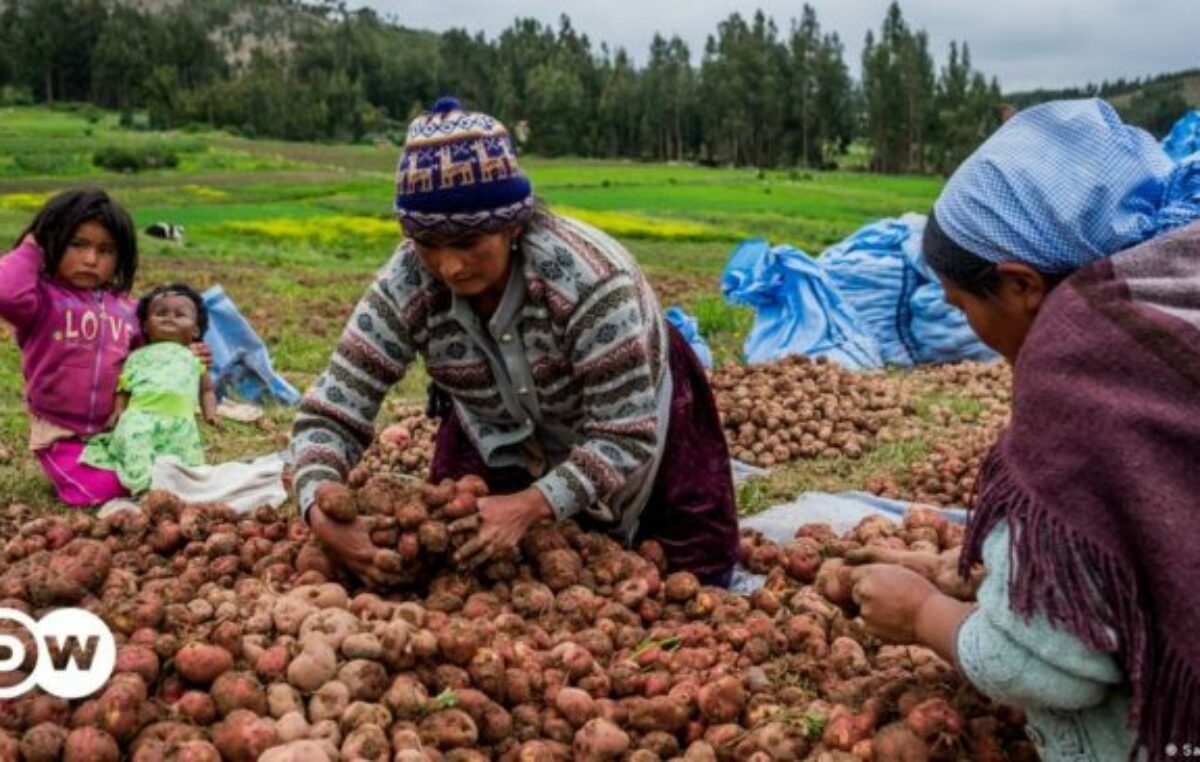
[
  {"xmin": 664, "ymin": 306, "xmax": 713, "ymax": 368},
  {"xmin": 721, "ymin": 239, "xmax": 883, "ymax": 370},
  {"xmin": 1162, "ymin": 111, "xmax": 1200, "ymax": 162},
  {"xmin": 202, "ymin": 285, "xmax": 301, "ymax": 406},
  {"xmin": 819, "ymin": 214, "xmax": 995, "ymax": 366}
]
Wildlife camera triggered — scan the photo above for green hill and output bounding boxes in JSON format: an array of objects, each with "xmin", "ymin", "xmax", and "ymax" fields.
[{"xmin": 1007, "ymin": 68, "xmax": 1200, "ymax": 137}]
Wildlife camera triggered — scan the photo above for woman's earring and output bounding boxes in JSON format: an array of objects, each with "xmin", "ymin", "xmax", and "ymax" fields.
[{"xmin": 510, "ymin": 238, "xmax": 520, "ymax": 253}]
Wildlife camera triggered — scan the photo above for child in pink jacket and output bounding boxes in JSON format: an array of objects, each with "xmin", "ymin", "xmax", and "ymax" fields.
[{"xmin": 0, "ymin": 188, "xmax": 142, "ymax": 506}]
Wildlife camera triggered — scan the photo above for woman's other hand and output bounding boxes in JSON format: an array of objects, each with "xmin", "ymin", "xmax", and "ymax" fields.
[
  {"xmin": 851, "ymin": 564, "xmax": 938, "ymax": 644},
  {"xmin": 453, "ymin": 487, "xmax": 552, "ymax": 568},
  {"xmin": 309, "ymin": 494, "xmax": 404, "ymax": 589},
  {"xmin": 846, "ymin": 545, "xmax": 981, "ymax": 601}
]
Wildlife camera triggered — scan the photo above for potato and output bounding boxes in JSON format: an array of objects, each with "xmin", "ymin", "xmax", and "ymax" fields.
[
  {"xmin": 697, "ymin": 675, "xmax": 745, "ymax": 724},
  {"xmin": 904, "ymin": 697, "xmax": 963, "ymax": 742},
  {"xmin": 275, "ymin": 710, "xmax": 311, "ymax": 743},
  {"xmin": 537, "ymin": 549, "xmax": 583, "ymax": 592},
  {"xmin": 212, "ymin": 710, "xmax": 280, "ymax": 762},
  {"xmin": 298, "ymin": 608, "xmax": 359, "ymax": 650},
  {"xmin": 211, "ymin": 671, "xmax": 266, "ymax": 717},
  {"xmin": 255, "ymin": 642, "xmax": 294, "ymax": 682},
  {"xmin": 341, "ymin": 723, "xmax": 390, "ymax": 761},
  {"xmin": 174, "ymin": 642, "xmax": 234, "ymax": 684},
  {"xmin": 315, "ymin": 482, "xmax": 357, "ymax": 523},
  {"xmin": 62, "ymin": 727, "xmax": 120, "ymax": 762},
  {"xmin": 95, "ymin": 676, "xmax": 147, "ymax": 742},
  {"xmin": 419, "ymin": 708, "xmax": 478, "ymax": 750},
  {"xmin": 572, "ymin": 717, "xmax": 629, "ymax": 761},
  {"xmin": 341, "ymin": 701, "xmax": 392, "ymax": 734},
  {"xmin": 663, "ymin": 572, "xmax": 700, "ymax": 603},
  {"xmin": 383, "ymin": 675, "xmax": 430, "ymax": 720},
  {"xmin": 308, "ymin": 681, "xmax": 352, "ymax": 724},
  {"xmin": 815, "ymin": 559, "xmax": 856, "ymax": 610},
  {"xmin": 20, "ymin": 722, "xmax": 67, "ymax": 762},
  {"xmin": 829, "ymin": 636, "xmax": 869, "ymax": 678},
  {"xmin": 338, "ymin": 659, "xmax": 389, "ymax": 702},
  {"xmin": 287, "ymin": 641, "xmax": 338, "ymax": 692},
  {"xmin": 267, "ymin": 683, "xmax": 304, "ymax": 719},
  {"xmin": 553, "ymin": 687, "xmax": 597, "ymax": 728},
  {"xmin": 115, "ymin": 644, "xmax": 160, "ymax": 685},
  {"xmin": 873, "ymin": 721, "xmax": 930, "ymax": 762},
  {"xmin": 259, "ymin": 739, "xmax": 337, "ymax": 762},
  {"xmin": 342, "ymin": 632, "xmax": 384, "ymax": 661},
  {"xmin": 171, "ymin": 691, "xmax": 217, "ymax": 726}
]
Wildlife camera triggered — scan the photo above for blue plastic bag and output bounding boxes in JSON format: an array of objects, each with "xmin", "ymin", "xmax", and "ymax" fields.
[
  {"xmin": 1162, "ymin": 111, "xmax": 1200, "ymax": 162},
  {"xmin": 721, "ymin": 239, "xmax": 883, "ymax": 370},
  {"xmin": 202, "ymin": 285, "xmax": 301, "ymax": 406},
  {"xmin": 664, "ymin": 306, "xmax": 713, "ymax": 368},
  {"xmin": 819, "ymin": 214, "xmax": 995, "ymax": 366}
]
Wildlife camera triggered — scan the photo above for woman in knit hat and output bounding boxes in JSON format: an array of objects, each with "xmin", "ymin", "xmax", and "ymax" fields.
[
  {"xmin": 291, "ymin": 97, "xmax": 739, "ymax": 587},
  {"xmin": 850, "ymin": 99, "xmax": 1200, "ymax": 760}
]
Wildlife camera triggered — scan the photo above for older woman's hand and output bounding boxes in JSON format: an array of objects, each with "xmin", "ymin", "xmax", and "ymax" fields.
[
  {"xmin": 846, "ymin": 545, "xmax": 981, "ymax": 601},
  {"xmin": 851, "ymin": 563, "xmax": 976, "ymax": 665},
  {"xmin": 850, "ymin": 564, "xmax": 938, "ymax": 644},
  {"xmin": 453, "ymin": 487, "xmax": 552, "ymax": 569},
  {"xmin": 308, "ymin": 502, "xmax": 404, "ymax": 589}
]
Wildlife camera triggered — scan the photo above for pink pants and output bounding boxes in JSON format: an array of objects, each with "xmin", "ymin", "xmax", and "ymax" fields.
[{"xmin": 35, "ymin": 439, "xmax": 127, "ymax": 507}]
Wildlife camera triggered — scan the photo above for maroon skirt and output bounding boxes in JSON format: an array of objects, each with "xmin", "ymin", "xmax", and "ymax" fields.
[{"xmin": 429, "ymin": 325, "xmax": 740, "ymax": 584}]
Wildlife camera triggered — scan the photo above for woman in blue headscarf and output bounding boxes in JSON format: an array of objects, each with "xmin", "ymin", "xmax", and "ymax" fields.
[{"xmin": 850, "ymin": 100, "xmax": 1200, "ymax": 761}]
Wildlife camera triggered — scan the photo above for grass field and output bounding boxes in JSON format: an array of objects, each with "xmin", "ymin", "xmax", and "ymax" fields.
[{"xmin": 0, "ymin": 104, "xmax": 954, "ymax": 512}]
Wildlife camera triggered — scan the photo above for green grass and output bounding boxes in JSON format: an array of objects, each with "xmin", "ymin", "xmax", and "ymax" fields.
[{"xmin": 0, "ymin": 105, "xmax": 954, "ymax": 513}]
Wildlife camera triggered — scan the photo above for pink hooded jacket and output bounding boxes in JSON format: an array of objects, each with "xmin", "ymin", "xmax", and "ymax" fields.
[{"xmin": 0, "ymin": 239, "xmax": 140, "ymax": 440}]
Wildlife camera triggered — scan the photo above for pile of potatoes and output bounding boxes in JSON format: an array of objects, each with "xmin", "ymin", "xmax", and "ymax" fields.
[
  {"xmin": 868, "ymin": 362, "xmax": 1010, "ymax": 507},
  {"xmin": 356, "ymin": 402, "xmax": 441, "ymax": 480},
  {"xmin": 318, "ymin": 474, "xmax": 487, "ymax": 588},
  {"xmin": 0, "ymin": 492, "xmax": 1030, "ymax": 761},
  {"xmin": 711, "ymin": 356, "xmax": 909, "ymax": 468}
]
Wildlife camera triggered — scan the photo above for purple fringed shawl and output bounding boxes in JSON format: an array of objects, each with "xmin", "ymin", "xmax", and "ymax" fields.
[{"xmin": 960, "ymin": 221, "xmax": 1200, "ymax": 757}]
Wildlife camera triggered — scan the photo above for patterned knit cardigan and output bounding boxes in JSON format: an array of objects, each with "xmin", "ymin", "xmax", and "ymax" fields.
[{"xmin": 291, "ymin": 211, "xmax": 670, "ymax": 530}]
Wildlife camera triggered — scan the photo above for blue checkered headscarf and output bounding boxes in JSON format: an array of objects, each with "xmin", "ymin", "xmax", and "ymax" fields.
[{"xmin": 934, "ymin": 99, "xmax": 1200, "ymax": 274}]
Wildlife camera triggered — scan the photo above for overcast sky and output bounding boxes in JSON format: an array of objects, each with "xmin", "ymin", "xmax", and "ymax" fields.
[{"xmin": 354, "ymin": 1, "xmax": 1198, "ymax": 93}]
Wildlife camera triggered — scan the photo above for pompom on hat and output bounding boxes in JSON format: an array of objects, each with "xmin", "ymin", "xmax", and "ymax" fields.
[{"xmin": 394, "ymin": 97, "xmax": 534, "ymax": 241}]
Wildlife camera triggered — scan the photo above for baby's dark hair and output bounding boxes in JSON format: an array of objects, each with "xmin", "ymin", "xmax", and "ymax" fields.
[
  {"xmin": 18, "ymin": 188, "xmax": 138, "ymax": 293},
  {"xmin": 137, "ymin": 284, "xmax": 209, "ymax": 337}
]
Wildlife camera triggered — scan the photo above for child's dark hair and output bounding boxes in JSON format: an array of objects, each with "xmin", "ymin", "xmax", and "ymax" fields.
[
  {"xmin": 137, "ymin": 284, "xmax": 208, "ymax": 337},
  {"xmin": 18, "ymin": 188, "xmax": 138, "ymax": 292},
  {"xmin": 923, "ymin": 209, "xmax": 1066, "ymax": 296}
]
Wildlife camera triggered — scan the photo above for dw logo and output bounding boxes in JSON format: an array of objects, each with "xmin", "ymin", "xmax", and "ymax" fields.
[{"xmin": 0, "ymin": 608, "xmax": 116, "ymax": 699}]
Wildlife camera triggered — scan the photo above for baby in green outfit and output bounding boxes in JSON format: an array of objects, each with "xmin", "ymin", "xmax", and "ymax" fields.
[{"xmin": 83, "ymin": 283, "xmax": 219, "ymax": 493}]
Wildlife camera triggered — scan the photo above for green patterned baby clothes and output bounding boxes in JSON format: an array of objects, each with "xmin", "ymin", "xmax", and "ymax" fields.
[{"xmin": 82, "ymin": 342, "xmax": 206, "ymax": 493}]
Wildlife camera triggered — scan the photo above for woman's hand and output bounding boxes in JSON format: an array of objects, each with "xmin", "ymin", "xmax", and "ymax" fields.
[
  {"xmin": 850, "ymin": 564, "xmax": 938, "ymax": 644},
  {"xmin": 846, "ymin": 545, "xmax": 981, "ymax": 601},
  {"xmin": 453, "ymin": 487, "xmax": 552, "ymax": 568},
  {"xmin": 309, "ymin": 497, "xmax": 404, "ymax": 589}
]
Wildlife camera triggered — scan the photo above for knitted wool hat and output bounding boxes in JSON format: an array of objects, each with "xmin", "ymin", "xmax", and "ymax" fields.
[{"xmin": 394, "ymin": 97, "xmax": 534, "ymax": 241}]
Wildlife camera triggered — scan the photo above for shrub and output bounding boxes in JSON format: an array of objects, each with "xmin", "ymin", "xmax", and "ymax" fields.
[{"xmin": 92, "ymin": 144, "xmax": 179, "ymax": 173}]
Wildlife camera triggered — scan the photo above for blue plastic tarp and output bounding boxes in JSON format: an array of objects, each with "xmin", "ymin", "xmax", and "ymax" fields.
[
  {"xmin": 721, "ymin": 239, "xmax": 883, "ymax": 370},
  {"xmin": 202, "ymin": 285, "xmax": 301, "ymax": 406},
  {"xmin": 664, "ymin": 306, "xmax": 713, "ymax": 368},
  {"xmin": 1162, "ymin": 110, "xmax": 1200, "ymax": 162}
]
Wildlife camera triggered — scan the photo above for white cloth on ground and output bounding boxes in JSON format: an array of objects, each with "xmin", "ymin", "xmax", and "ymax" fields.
[{"xmin": 148, "ymin": 452, "xmax": 288, "ymax": 515}]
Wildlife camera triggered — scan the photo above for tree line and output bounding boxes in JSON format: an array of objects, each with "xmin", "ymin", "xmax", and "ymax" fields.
[{"xmin": 0, "ymin": 0, "xmax": 1025, "ymax": 174}]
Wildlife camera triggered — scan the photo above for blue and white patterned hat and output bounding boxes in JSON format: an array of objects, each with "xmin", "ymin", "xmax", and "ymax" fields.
[
  {"xmin": 394, "ymin": 97, "xmax": 534, "ymax": 241},
  {"xmin": 934, "ymin": 98, "xmax": 1200, "ymax": 273}
]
